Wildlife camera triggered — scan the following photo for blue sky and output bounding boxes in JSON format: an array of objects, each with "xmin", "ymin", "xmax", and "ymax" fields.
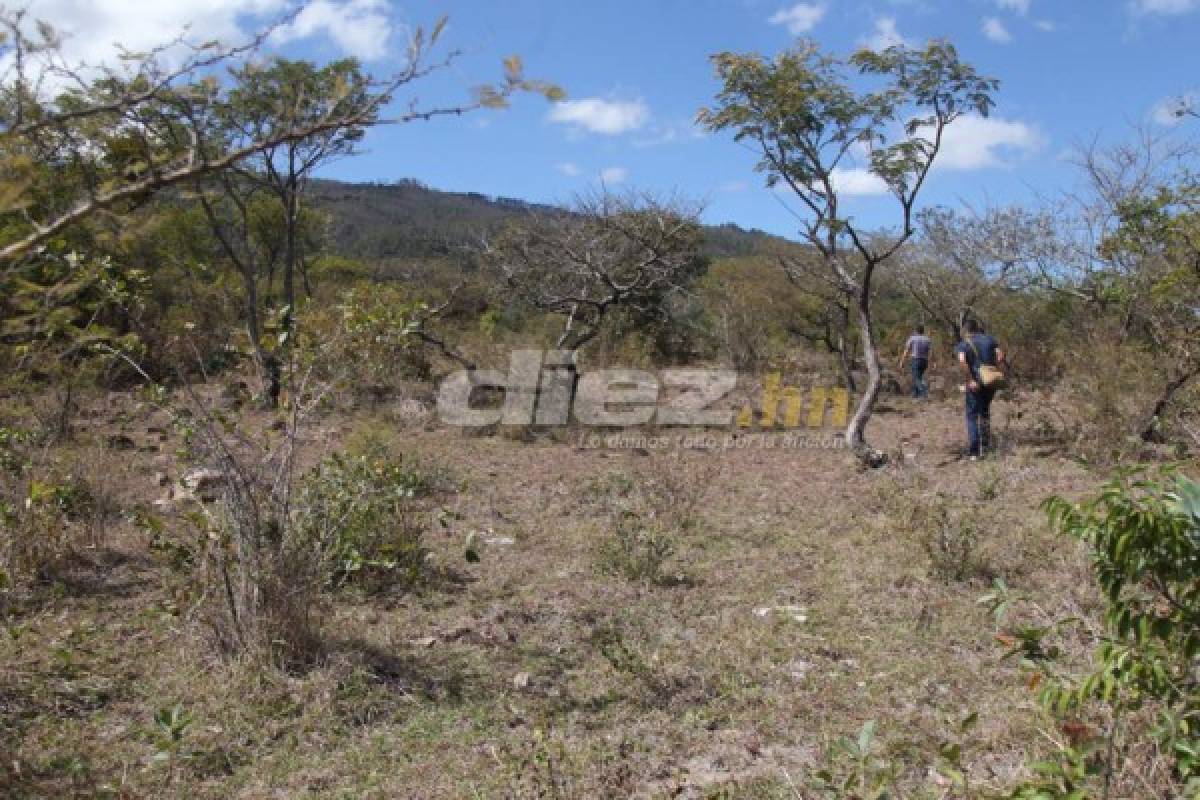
[{"xmin": 23, "ymin": 0, "xmax": 1200, "ymax": 237}]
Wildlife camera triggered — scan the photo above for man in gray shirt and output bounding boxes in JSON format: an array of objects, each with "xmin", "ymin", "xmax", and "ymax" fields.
[{"xmin": 899, "ymin": 324, "xmax": 934, "ymax": 399}]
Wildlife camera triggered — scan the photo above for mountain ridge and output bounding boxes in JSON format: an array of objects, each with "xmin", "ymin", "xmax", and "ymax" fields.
[{"xmin": 308, "ymin": 178, "xmax": 792, "ymax": 262}]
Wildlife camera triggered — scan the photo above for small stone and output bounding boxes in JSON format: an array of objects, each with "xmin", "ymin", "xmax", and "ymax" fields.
[
  {"xmin": 785, "ymin": 659, "xmax": 811, "ymax": 680},
  {"xmin": 153, "ymin": 488, "xmax": 177, "ymax": 510},
  {"xmin": 513, "ymin": 671, "xmax": 531, "ymax": 690},
  {"xmin": 182, "ymin": 468, "xmax": 224, "ymax": 497}
]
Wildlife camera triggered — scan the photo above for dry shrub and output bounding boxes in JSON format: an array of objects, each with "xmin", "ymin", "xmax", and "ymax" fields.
[
  {"xmin": 583, "ymin": 455, "xmax": 717, "ymax": 535},
  {"xmin": 1056, "ymin": 323, "xmax": 1187, "ymax": 462},
  {"xmin": 157, "ymin": 382, "xmax": 449, "ymax": 663},
  {"xmin": 870, "ymin": 475, "xmax": 997, "ymax": 585},
  {"xmin": 498, "ymin": 726, "xmax": 639, "ymax": 798},
  {"xmin": 586, "ymin": 456, "xmax": 716, "ymax": 586},
  {"xmin": 920, "ymin": 502, "xmax": 988, "ymax": 584}
]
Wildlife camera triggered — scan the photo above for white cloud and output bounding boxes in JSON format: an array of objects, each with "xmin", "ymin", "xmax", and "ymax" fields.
[
  {"xmin": 1151, "ymin": 92, "xmax": 1198, "ymax": 125},
  {"xmin": 719, "ymin": 180, "xmax": 749, "ymax": 193},
  {"xmin": 774, "ymin": 166, "xmax": 889, "ymax": 197},
  {"xmin": 556, "ymin": 162, "xmax": 581, "ymax": 177},
  {"xmin": 775, "ymin": 117, "xmax": 1041, "ymax": 198},
  {"xmin": 634, "ymin": 118, "xmax": 707, "ymax": 147},
  {"xmin": 2, "ymin": 0, "xmax": 276, "ymax": 75},
  {"xmin": 599, "ymin": 166, "xmax": 629, "ymax": 184},
  {"xmin": 768, "ymin": 3, "xmax": 827, "ymax": 35},
  {"xmin": 1131, "ymin": 0, "xmax": 1198, "ymax": 14},
  {"xmin": 803, "ymin": 116, "xmax": 1043, "ymax": 199},
  {"xmin": 1034, "ymin": 19, "xmax": 1056, "ymax": 31},
  {"xmin": 830, "ymin": 168, "xmax": 890, "ymax": 197},
  {"xmin": 1, "ymin": 0, "xmax": 397, "ymax": 79},
  {"xmin": 860, "ymin": 17, "xmax": 910, "ymax": 50},
  {"xmin": 272, "ymin": 0, "xmax": 394, "ymax": 61},
  {"xmin": 997, "ymin": 0, "xmax": 1031, "ymax": 15},
  {"xmin": 928, "ymin": 114, "xmax": 1044, "ymax": 170},
  {"xmin": 547, "ymin": 97, "xmax": 650, "ymax": 135},
  {"xmin": 982, "ymin": 17, "xmax": 1013, "ymax": 43}
]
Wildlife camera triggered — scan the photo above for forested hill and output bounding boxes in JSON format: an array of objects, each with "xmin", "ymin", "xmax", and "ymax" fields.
[{"xmin": 307, "ymin": 178, "xmax": 790, "ymax": 261}]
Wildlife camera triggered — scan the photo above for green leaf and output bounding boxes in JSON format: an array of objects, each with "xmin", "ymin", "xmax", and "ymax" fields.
[{"xmin": 858, "ymin": 719, "xmax": 876, "ymax": 754}]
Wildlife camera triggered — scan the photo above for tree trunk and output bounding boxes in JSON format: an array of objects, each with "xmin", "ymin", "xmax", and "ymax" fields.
[
  {"xmin": 296, "ymin": 191, "xmax": 313, "ymax": 299},
  {"xmin": 955, "ymin": 308, "xmax": 971, "ymax": 342},
  {"xmin": 844, "ymin": 286, "xmax": 882, "ymax": 454},
  {"xmin": 54, "ymin": 371, "xmax": 75, "ymax": 442},
  {"xmin": 1140, "ymin": 366, "xmax": 1199, "ymax": 442},
  {"xmin": 535, "ymin": 349, "xmax": 578, "ymax": 426},
  {"xmin": 283, "ymin": 149, "xmax": 298, "ymax": 327},
  {"xmin": 834, "ymin": 306, "xmax": 857, "ymax": 392},
  {"xmin": 283, "ymin": 183, "xmax": 297, "ymax": 319},
  {"xmin": 242, "ymin": 269, "xmax": 279, "ymax": 408}
]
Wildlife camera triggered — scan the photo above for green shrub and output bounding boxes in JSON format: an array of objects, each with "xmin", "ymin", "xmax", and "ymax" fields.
[
  {"xmin": 0, "ymin": 425, "xmax": 33, "ymax": 474},
  {"xmin": 313, "ymin": 283, "xmax": 431, "ymax": 395},
  {"xmin": 296, "ymin": 440, "xmax": 443, "ymax": 591},
  {"xmin": 0, "ymin": 425, "xmax": 121, "ymax": 593},
  {"xmin": 912, "ymin": 496, "xmax": 992, "ymax": 585},
  {"xmin": 1009, "ymin": 469, "xmax": 1200, "ymax": 798},
  {"xmin": 595, "ymin": 511, "xmax": 678, "ymax": 586}
]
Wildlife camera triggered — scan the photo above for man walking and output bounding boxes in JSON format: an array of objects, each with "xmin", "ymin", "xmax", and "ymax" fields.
[
  {"xmin": 899, "ymin": 324, "xmax": 934, "ymax": 399},
  {"xmin": 955, "ymin": 319, "xmax": 1007, "ymax": 460}
]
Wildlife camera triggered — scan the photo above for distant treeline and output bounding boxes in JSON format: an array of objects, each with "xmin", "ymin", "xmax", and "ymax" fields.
[{"xmin": 307, "ymin": 179, "xmax": 788, "ymax": 261}]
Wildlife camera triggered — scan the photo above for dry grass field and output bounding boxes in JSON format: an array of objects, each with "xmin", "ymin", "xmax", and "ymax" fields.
[{"xmin": 2, "ymin": 372, "xmax": 1137, "ymax": 799}]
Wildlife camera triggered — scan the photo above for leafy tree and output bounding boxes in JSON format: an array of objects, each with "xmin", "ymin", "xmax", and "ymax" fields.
[
  {"xmin": 698, "ymin": 39, "xmax": 997, "ymax": 455},
  {"xmin": 0, "ymin": 9, "xmax": 560, "ymax": 402},
  {"xmin": 192, "ymin": 180, "xmax": 326, "ymax": 401},
  {"xmin": 694, "ymin": 255, "xmax": 813, "ymax": 372},
  {"xmin": 220, "ymin": 58, "xmax": 375, "ymax": 328},
  {"xmin": 0, "ymin": 250, "xmax": 146, "ymax": 435}
]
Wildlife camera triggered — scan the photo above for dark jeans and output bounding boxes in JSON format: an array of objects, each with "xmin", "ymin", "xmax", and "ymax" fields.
[
  {"xmin": 911, "ymin": 357, "xmax": 929, "ymax": 398},
  {"xmin": 965, "ymin": 385, "xmax": 996, "ymax": 456}
]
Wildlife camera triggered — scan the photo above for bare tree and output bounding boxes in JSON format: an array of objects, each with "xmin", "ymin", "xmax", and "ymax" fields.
[
  {"xmin": 902, "ymin": 205, "xmax": 1060, "ymax": 347},
  {"xmin": 1049, "ymin": 130, "xmax": 1200, "ymax": 442},
  {"xmin": 484, "ymin": 190, "xmax": 706, "ymax": 355}
]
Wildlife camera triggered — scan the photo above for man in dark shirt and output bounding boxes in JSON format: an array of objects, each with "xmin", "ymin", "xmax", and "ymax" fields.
[
  {"xmin": 955, "ymin": 319, "xmax": 1006, "ymax": 460},
  {"xmin": 899, "ymin": 324, "xmax": 934, "ymax": 399}
]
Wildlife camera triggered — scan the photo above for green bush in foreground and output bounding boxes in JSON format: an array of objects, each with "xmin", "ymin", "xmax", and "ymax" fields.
[{"xmin": 1010, "ymin": 469, "xmax": 1200, "ymax": 798}]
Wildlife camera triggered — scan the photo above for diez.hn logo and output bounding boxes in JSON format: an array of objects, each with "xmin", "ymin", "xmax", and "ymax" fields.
[{"xmin": 436, "ymin": 350, "xmax": 849, "ymax": 429}]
